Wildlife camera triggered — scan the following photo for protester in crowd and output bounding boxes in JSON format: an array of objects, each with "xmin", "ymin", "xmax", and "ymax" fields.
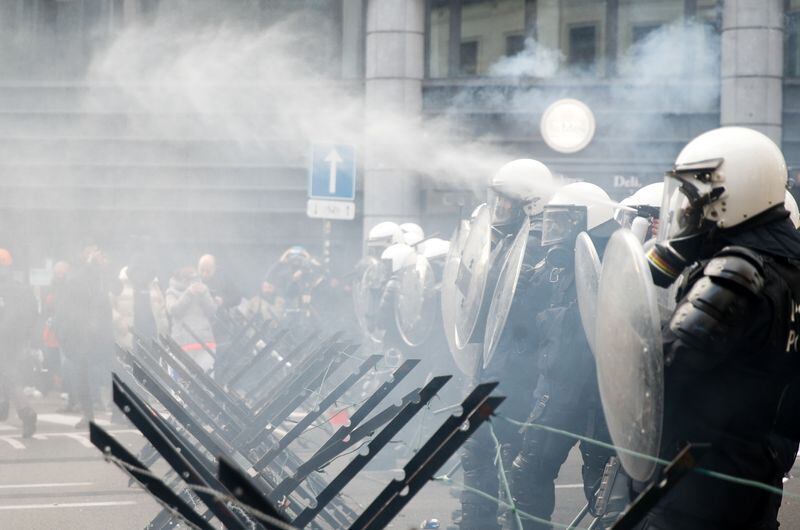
[
  {"xmin": 41, "ymin": 260, "xmax": 69, "ymax": 398},
  {"xmin": 198, "ymin": 254, "xmax": 241, "ymax": 309},
  {"xmin": 198, "ymin": 253, "xmax": 242, "ymax": 360},
  {"xmin": 54, "ymin": 244, "xmax": 116, "ymax": 429},
  {"xmin": 265, "ymin": 246, "xmax": 325, "ymax": 320},
  {"xmin": 111, "ymin": 260, "xmax": 169, "ymax": 351},
  {"xmin": 0, "ymin": 249, "xmax": 39, "ymax": 437},
  {"xmin": 165, "ymin": 266, "xmax": 217, "ymax": 372},
  {"xmin": 246, "ymin": 276, "xmax": 285, "ymax": 326}
]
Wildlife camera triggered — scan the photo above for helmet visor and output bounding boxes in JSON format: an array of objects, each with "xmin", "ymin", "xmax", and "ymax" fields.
[
  {"xmin": 656, "ymin": 158, "xmax": 723, "ymax": 241},
  {"xmin": 488, "ymin": 190, "xmax": 520, "ymax": 227},
  {"xmin": 614, "ymin": 208, "xmax": 636, "ymax": 229},
  {"xmin": 541, "ymin": 205, "xmax": 588, "ymax": 246}
]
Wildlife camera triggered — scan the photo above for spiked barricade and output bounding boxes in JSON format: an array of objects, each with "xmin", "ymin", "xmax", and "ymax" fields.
[{"xmin": 94, "ymin": 320, "xmax": 505, "ymax": 529}]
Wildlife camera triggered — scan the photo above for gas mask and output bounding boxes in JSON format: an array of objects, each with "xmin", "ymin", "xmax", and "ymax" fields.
[
  {"xmin": 488, "ymin": 190, "xmax": 524, "ymax": 231},
  {"xmin": 541, "ymin": 205, "xmax": 587, "ymax": 247},
  {"xmin": 646, "ymin": 159, "xmax": 724, "ymax": 287}
]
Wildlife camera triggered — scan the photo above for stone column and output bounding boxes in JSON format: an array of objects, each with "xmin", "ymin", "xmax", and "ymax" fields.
[
  {"xmin": 363, "ymin": 0, "xmax": 425, "ymax": 236},
  {"xmin": 720, "ymin": 0, "xmax": 783, "ymax": 144},
  {"xmin": 341, "ymin": 0, "xmax": 364, "ymax": 78}
]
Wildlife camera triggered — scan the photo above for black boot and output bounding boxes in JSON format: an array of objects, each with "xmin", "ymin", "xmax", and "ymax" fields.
[{"xmin": 19, "ymin": 407, "xmax": 36, "ymax": 438}]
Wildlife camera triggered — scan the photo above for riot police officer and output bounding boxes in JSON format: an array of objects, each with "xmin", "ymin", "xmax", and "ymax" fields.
[
  {"xmin": 458, "ymin": 158, "xmax": 556, "ymax": 530},
  {"xmin": 615, "ymin": 182, "xmax": 664, "ymax": 244},
  {"xmin": 508, "ymin": 182, "xmax": 620, "ymax": 530},
  {"xmin": 638, "ymin": 127, "xmax": 800, "ymax": 529},
  {"xmin": 377, "ymin": 242, "xmax": 416, "ymax": 334},
  {"xmin": 399, "ymin": 222, "xmax": 425, "ymax": 246},
  {"xmin": 365, "ymin": 221, "xmax": 403, "ymax": 260}
]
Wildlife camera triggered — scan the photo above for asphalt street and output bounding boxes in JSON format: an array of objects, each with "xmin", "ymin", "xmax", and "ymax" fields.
[{"xmin": 0, "ymin": 396, "xmax": 797, "ymax": 529}]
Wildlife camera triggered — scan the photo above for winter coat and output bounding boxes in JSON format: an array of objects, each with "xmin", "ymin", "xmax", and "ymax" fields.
[
  {"xmin": 203, "ymin": 269, "xmax": 242, "ymax": 310},
  {"xmin": 111, "ymin": 267, "xmax": 169, "ymax": 350},
  {"xmin": 53, "ymin": 263, "xmax": 115, "ymax": 362},
  {"xmin": 0, "ymin": 271, "xmax": 37, "ymax": 365},
  {"xmin": 165, "ymin": 276, "xmax": 217, "ymax": 371}
]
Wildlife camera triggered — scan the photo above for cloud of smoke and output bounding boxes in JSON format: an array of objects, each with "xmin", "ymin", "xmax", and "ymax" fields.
[
  {"xmin": 488, "ymin": 37, "xmax": 562, "ymax": 79},
  {"xmin": 442, "ymin": 18, "xmax": 721, "ymax": 199},
  {"xmin": 79, "ymin": 2, "xmax": 518, "ymax": 196}
]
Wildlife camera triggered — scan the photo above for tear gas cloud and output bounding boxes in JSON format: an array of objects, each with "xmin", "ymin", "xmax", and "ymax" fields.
[
  {"xmin": 488, "ymin": 37, "xmax": 562, "ymax": 79},
  {"xmin": 459, "ymin": 19, "xmax": 721, "ymax": 204},
  {"xmin": 82, "ymin": 2, "xmax": 514, "ymax": 196},
  {"xmin": 80, "ymin": 4, "xmax": 718, "ymax": 204}
]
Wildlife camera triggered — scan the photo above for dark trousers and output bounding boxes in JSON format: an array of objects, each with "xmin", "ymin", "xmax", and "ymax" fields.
[
  {"xmin": 508, "ymin": 399, "xmax": 613, "ymax": 530},
  {"xmin": 65, "ymin": 353, "xmax": 105, "ymax": 420},
  {"xmin": 459, "ymin": 368, "xmax": 534, "ymax": 530},
  {"xmin": 0, "ymin": 355, "xmax": 32, "ymax": 419}
]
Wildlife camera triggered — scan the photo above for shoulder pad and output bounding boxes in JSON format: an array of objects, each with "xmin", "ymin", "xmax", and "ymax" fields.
[{"xmin": 703, "ymin": 246, "xmax": 765, "ymax": 296}]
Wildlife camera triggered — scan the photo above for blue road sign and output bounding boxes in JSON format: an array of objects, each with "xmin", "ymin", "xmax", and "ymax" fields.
[{"xmin": 309, "ymin": 144, "xmax": 356, "ymax": 200}]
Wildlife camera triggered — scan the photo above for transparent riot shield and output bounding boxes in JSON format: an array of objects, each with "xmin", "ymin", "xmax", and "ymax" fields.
[
  {"xmin": 353, "ymin": 257, "xmax": 388, "ymax": 344},
  {"xmin": 441, "ymin": 222, "xmax": 482, "ymax": 377},
  {"xmin": 395, "ymin": 254, "xmax": 437, "ymax": 347},
  {"xmin": 453, "ymin": 206, "xmax": 492, "ymax": 349},
  {"xmin": 594, "ymin": 229, "xmax": 664, "ymax": 482},
  {"xmin": 482, "ymin": 217, "xmax": 530, "ymax": 368},
  {"xmin": 575, "ymin": 231, "xmax": 602, "ymax": 356}
]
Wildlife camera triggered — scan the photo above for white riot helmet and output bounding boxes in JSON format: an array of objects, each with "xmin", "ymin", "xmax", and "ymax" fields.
[
  {"xmin": 660, "ymin": 127, "xmax": 787, "ymax": 240},
  {"xmin": 400, "ymin": 222, "xmax": 424, "ymax": 239},
  {"xmin": 615, "ymin": 182, "xmax": 665, "ymax": 242},
  {"xmin": 367, "ymin": 221, "xmax": 402, "ymax": 250},
  {"xmin": 635, "ymin": 182, "xmax": 665, "ymax": 210},
  {"xmin": 786, "ymin": 191, "xmax": 800, "ymax": 229},
  {"xmin": 420, "ymin": 237, "xmax": 450, "ymax": 260},
  {"xmin": 400, "ymin": 223, "xmax": 425, "ymax": 246},
  {"xmin": 542, "ymin": 182, "xmax": 615, "ymax": 246},
  {"xmin": 381, "ymin": 243, "xmax": 415, "ymax": 274},
  {"xmin": 488, "ymin": 159, "xmax": 556, "ymax": 227}
]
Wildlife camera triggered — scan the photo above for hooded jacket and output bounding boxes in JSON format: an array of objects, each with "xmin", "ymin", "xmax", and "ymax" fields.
[{"xmin": 165, "ymin": 273, "xmax": 217, "ymax": 371}]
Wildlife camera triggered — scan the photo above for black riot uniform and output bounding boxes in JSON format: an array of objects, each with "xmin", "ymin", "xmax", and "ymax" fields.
[
  {"xmin": 638, "ymin": 209, "xmax": 800, "ymax": 530},
  {"xmin": 459, "ymin": 225, "xmax": 548, "ymax": 530},
  {"xmin": 508, "ymin": 235, "xmax": 615, "ymax": 530}
]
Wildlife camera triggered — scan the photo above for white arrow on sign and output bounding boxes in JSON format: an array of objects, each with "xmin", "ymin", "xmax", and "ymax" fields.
[{"xmin": 324, "ymin": 148, "xmax": 344, "ymax": 194}]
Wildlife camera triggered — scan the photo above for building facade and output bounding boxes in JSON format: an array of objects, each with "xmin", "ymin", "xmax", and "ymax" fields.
[{"xmin": 0, "ymin": 0, "xmax": 794, "ymax": 280}]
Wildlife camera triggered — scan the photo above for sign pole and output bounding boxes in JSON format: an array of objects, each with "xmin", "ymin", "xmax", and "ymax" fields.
[{"xmin": 323, "ymin": 219, "xmax": 332, "ymax": 271}]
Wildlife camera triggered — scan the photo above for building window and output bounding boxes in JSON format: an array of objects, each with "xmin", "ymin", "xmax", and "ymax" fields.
[
  {"xmin": 788, "ymin": 10, "xmax": 800, "ymax": 78},
  {"xmin": 427, "ymin": 0, "xmax": 526, "ymax": 77},
  {"xmin": 424, "ymin": 0, "xmax": 720, "ymax": 79},
  {"xmin": 568, "ymin": 24, "xmax": 597, "ymax": 70},
  {"xmin": 427, "ymin": 0, "xmax": 451, "ymax": 77},
  {"xmin": 506, "ymin": 33, "xmax": 525, "ymax": 56},
  {"xmin": 460, "ymin": 40, "xmax": 479, "ymax": 75},
  {"xmin": 632, "ymin": 23, "xmax": 661, "ymax": 45}
]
